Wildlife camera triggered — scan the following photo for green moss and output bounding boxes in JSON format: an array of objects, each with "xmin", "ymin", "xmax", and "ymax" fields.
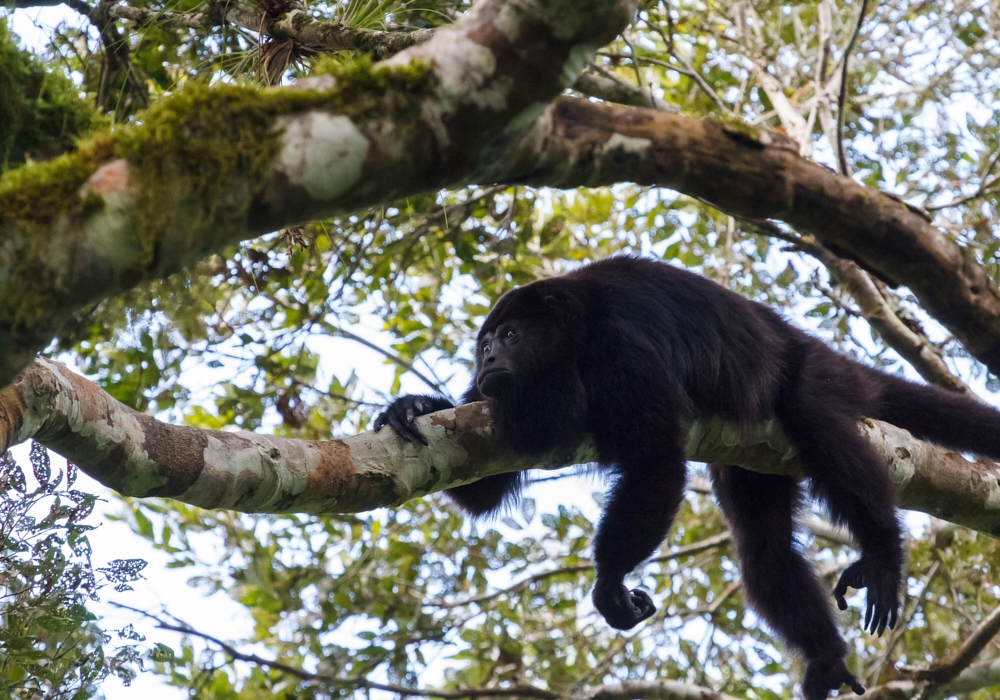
[
  {"xmin": 113, "ymin": 58, "xmax": 433, "ymax": 264},
  {"xmin": 710, "ymin": 116, "xmax": 767, "ymax": 147},
  {"xmin": 0, "ymin": 20, "xmax": 99, "ymax": 171},
  {"xmin": 1, "ymin": 55, "xmax": 435, "ymax": 322},
  {"xmin": 0, "ymin": 136, "xmax": 112, "ymax": 324}
]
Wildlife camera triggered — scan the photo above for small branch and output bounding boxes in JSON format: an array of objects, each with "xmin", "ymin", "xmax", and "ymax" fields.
[
  {"xmin": 925, "ymin": 148, "xmax": 1000, "ymax": 211},
  {"xmin": 867, "ymin": 657, "xmax": 1000, "ymax": 699},
  {"xmin": 111, "ymin": 603, "xmax": 561, "ymax": 699},
  {"xmin": 643, "ymin": 52, "xmax": 729, "ymax": 113},
  {"xmin": 742, "ymin": 219, "xmax": 975, "ymax": 398},
  {"xmin": 427, "ymin": 532, "xmax": 732, "ymax": 609},
  {"xmin": 910, "ymin": 604, "xmax": 1000, "ymax": 683},
  {"xmin": 836, "ymin": 0, "xmax": 871, "ymax": 176},
  {"xmin": 579, "ymin": 64, "xmax": 677, "ymax": 111},
  {"xmin": 323, "ymin": 323, "xmax": 451, "ymax": 398}
]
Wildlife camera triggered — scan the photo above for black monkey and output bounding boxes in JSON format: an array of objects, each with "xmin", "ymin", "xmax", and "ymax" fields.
[{"xmin": 374, "ymin": 256, "xmax": 1000, "ymax": 700}]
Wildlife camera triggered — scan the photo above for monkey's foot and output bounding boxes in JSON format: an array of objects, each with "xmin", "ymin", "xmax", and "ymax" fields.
[
  {"xmin": 803, "ymin": 656, "xmax": 864, "ymax": 700},
  {"xmin": 833, "ymin": 557, "xmax": 900, "ymax": 636},
  {"xmin": 593, "ymin": 581, "xmax": 656, "ymax": 630}
]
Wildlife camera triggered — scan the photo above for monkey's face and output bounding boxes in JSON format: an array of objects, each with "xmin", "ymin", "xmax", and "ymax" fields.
[
  {"xmin": 475, "ymin": 321, "xmax": 523, "ymax": 397},
  {"xmin": 475, "ymin": 282, "xmax": 580, "ymax": 400}
]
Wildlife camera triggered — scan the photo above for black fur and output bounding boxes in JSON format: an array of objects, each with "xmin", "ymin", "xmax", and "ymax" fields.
[{"xmin": 374, "ymin": 256, "xmax": 1000, "ymax": 700}]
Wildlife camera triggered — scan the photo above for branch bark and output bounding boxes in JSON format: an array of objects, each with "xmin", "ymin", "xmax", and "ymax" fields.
[{"xmin": 4, "ymin": 359, "xmax": 1000, "ymax": 537}]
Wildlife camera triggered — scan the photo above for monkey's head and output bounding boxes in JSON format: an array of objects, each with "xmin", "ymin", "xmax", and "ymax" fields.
[
  {"xmin": 474, "ymin": 278, "xmax": 588, "ymax": 455},
  {"xmin": 474, "ymin": 280, "xmax": 584, "ymax": 399}
]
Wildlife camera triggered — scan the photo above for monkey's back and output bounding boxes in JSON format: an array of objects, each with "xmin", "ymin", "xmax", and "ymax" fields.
[{"xmin": 562, "ymin": 256, "xmax": 802, "ymax": 424}]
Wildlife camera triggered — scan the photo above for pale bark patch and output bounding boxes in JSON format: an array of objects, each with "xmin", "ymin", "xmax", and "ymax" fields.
[{"xmin": 276, "ymin": 113, "xmax": 369, "ymax": 201}]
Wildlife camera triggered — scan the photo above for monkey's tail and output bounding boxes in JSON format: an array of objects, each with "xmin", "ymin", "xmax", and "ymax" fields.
[{"xmin": 866, "ymin": 368, "xmax": 1000, "ymax": 460}]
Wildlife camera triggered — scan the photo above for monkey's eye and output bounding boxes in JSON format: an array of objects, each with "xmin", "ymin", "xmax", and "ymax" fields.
[
  {"xmin": 505, "ymin": 329, "xmax": 516, "ymax": 339},
  {"xmin": 482, "ymin": 344, "xmax": 491, "ymax": 356}
]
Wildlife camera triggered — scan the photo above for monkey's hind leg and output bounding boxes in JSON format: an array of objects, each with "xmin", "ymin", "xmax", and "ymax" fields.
[
  {"xmin": 777, "ymin": 378, "xmax": 904, "ymax": 639},
  {"xmin": 710, "ymin": 465, "xmax": 864, "ymax": 700}
]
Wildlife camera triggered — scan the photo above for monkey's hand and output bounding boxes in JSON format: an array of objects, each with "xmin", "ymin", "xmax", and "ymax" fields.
[
  {"xmin": 833, "ymin": 558, "xmax": 900, "ymax": 637},
  {"xmin": 592, "ymin": 579, "xmax": 656, "ymax": 630},
  {"xmin": 373, "ymin": 395, "xmax": 455, "ymax": 446},
  {"xmin": 803, "ymin": 656, "xmax": 865, "ymax": 700}
]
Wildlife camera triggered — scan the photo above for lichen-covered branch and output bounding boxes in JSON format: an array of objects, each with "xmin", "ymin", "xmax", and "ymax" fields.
[
  {"xmin": 489, "ymin": 96, "xmax": 1000, "ymax": 377},
  {"xmin": 3, "ymin": 359, "xmax": 1000, "ymax": 536},
  {"xmin": 0, "ymin": 0, "xmax": 638, "ymax": 388}
]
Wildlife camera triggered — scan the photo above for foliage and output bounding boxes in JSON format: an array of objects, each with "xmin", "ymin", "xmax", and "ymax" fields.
[
  {"xmin": 0, "ymin": 444, "xmax": 147, "ymax": 698},
  {"xmin": 2, "ymin": 0, "xmax": 1000, "ymax": 696},
  {"xmin": 0, "ymin": 20, "xmax": 97, "ymax": 171}
]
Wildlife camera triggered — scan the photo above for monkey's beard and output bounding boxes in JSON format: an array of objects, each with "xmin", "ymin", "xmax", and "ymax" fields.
[{"xmin": 487, "ymin": 368, "xmax": 587, "ymax": 456}]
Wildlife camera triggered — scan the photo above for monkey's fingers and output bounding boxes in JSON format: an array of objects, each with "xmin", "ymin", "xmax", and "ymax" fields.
[
  {"xmin": 389, "ymin": 411, "xmax": 430, "ymax": 446},
  {"xmin": 833, "ymin": 563, "xmax": 864, "ymax": 611},
  {"xmin": 629, "ymin": 588, "xmax": 656, "ymax": 623}
]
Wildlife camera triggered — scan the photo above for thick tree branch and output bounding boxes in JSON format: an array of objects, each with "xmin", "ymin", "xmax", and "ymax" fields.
[
  {"xmin": 0, "ymin": 0, "xmax": 639, "ymax": 387},
  {"xmin": 4, "ymin": 359, "xmax": 1000, "ymax": 537},
  {"xmin": 486, "ymin": 96, "xmax": 1000, "ymax": 376},
  {"xmin": 5, "ymin": 1, "xmax": 1000, "ymax": 397}
]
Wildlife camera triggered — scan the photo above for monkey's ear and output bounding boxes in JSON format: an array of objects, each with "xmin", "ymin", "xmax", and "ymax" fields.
[{"xmin": 543, "ymin": 294, "xmax": 561, "ymax": 311}]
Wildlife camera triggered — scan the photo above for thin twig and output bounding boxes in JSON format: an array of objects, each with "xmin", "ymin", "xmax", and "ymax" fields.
[
  {"xmin": 836, "ymin": 0, "xmax": 872, "ymax": 176},
  {"xmin": 109, "ymin": 603, "xmax": 561, "ymax": 699},
  {"xmin": 910, "ymin": 603, "xmax": 1000, "ymax": 683},
  {"xmin": 925, "ymin": 148, "xmax": 1000, "ymax": 211},
  {"xmin": 425, "ymin": 532, "xmax": 732, "ymax": 609}
]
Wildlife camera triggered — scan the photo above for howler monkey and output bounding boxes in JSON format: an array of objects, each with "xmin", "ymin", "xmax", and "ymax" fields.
[{"xmin": 374, "ymin": 256, "xmax": 1000, "ymax": 700}]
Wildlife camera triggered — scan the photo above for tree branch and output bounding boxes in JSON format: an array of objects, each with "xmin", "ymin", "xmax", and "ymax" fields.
[
  {"xmin": 118, "ymin": 597, "xmax": 755, "ymax": 699},
  {"xmin": 4, "ymin": 359, "xmax": 1000, "ymax": 537},
  {"xmin": 6, "ymin": 3, "xmax": 1000, "ymax": 389},
  {"xmin": 909, "ymin": 604, "xmax": 1000, "ymax": 684},
  {"xmin": 427, "ymin": 532, "xmax": 732, "ymax": 609},
  {"xmin": 111, "ymin": 603, "xmax": 562, "ymax": 698},
  {"xmin": 867, "ymin": 658, "xmax": 1000, "ymax": 699}
]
